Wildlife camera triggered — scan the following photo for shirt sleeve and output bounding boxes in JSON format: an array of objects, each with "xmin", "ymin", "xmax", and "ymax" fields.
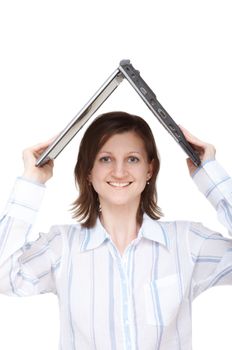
[
  {"xmin": 192, "ymin": 159, "xmax": 232, "ymax": 234},
  {"xmin": 0, "ymin": 177, "xmax": 62, "ymax": 296},
  {"xmin": 190, "ymin": 160, "xmax": 232, "ymax": 298}
]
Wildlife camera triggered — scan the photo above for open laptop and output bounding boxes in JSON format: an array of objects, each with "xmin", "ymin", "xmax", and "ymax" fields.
[{"xmin": 36, "ymin": 60, "xmax": 201, "ymax": 167}]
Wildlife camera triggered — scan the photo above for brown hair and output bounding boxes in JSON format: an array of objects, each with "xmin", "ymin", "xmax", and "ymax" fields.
[{"xmin": 72, "ymin": 111, "xmax": 162, "ymax": 227}]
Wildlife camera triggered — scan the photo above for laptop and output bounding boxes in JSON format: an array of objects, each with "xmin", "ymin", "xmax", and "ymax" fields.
[{"xmin": 36, "ymin": 60, "xmax": 201, "ymax": 167}]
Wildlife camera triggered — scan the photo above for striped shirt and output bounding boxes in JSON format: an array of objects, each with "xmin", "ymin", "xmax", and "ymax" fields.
[{"xmin": 1, "ymin": 159, "xmax": 232, "ymax": 349}]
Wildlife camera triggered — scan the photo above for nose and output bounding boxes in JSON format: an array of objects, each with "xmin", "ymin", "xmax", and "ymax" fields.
[{"xmin": 111, "ymin": 160, "xmax": 128, "ymax": 178}]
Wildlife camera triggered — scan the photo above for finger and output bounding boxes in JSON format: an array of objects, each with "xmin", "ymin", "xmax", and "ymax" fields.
[
  {"xmin": 179, "ymin": 125, "xmax": 207, "ymax": 148},
  {"xmin": 31, "ymin": 134, "xmax": 59, "ymax": 152},
  {"xmin": 23, "ymin": 134, "xmax": 59, "ymax": 158},
  {"xmin": 180, "ymin": 125, "xmax": 216, "ymax": 162}
]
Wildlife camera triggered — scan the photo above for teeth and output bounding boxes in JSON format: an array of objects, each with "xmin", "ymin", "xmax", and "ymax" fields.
[{"xmin": 108, "ymin": 182, "xmax": 131, "ymax": 187}]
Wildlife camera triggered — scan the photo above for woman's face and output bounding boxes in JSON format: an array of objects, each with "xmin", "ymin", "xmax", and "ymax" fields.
[{"xmin": 89, "ymin": 131, "xmax": 154, "ymax": 208}]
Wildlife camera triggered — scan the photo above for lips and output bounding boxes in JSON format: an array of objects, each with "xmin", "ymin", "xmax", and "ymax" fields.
[{"xmin": 107, "ymin": 182, "xmax": 132, "ymax": 188}]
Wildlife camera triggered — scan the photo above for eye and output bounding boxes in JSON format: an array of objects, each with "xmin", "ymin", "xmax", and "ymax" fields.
[
  {"xmin": 99, "ymin": 156, "xmax": 111, "ymax": 163},
  {"xmin": 128, "ymin": 156, "xmax": 140, "ymax": 163}
]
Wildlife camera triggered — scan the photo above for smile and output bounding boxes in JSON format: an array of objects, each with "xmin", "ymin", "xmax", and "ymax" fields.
[{"xmin": 107, "ymin": 182, "xmax": 132, "ymax": 188}]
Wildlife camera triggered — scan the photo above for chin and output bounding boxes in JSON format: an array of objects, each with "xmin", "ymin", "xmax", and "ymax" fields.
[{"xmin": 101, "ymin": 195, "xmax": 141, "ymax": 208}]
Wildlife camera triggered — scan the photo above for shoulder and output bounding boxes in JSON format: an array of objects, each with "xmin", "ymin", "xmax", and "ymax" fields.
[
  {"xmin": 154, "ymin": 219, "xmax": 217, "ymax": 252},
  {"xmin": 156, "ymin": 219, "xmax": 192, "ymax": 238},
  {"xmin": 159, "ymin": 219, "xmax": 224, "ymax": 242},
  {"xmin": 47, "ymin": 222, "xmax": 85, "ymax": 242},
  {"xmin": 36, "ymin": 223, "xmax": 87, "ymax": 258},
  {"xmin": 157, "ymin": 219, "xmax": 217, "ymax": 238},
  {"xmin": 142, "ymin": 215, "xmax": 192, "ymax": 250}
]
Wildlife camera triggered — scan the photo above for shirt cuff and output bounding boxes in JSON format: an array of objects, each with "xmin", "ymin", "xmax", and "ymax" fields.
[
  {"xmin": 192, "ymin": 159, "xmax": 232, "ymax": 209},
  {"xmin": 6, "ymin": 177, "xmax": 46, "ymax": 223}
]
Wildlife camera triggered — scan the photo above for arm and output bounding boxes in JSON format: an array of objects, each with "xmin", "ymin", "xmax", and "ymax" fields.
[
  {"xmin": 0, "ymin": 139, "xmax": 62, "ymax": 296},
  {"xmin": 180, "ymin": 127, "xmax": 232, "ymax": 297},
  {"xmin": 181, "ymin": 126, "xmax": 232, "ymax": 233}
]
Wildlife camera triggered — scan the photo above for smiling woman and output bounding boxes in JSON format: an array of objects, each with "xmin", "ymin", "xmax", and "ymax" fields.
[
  {"xmin": 1, "ymin": 109, "xmax": 232, "ymax": 350},
  {"xmin": 72, "ymin": 111, "xmax": 162, "ymax": 228}
]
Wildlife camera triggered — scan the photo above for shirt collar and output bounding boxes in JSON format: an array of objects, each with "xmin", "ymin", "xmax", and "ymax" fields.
[
  {"xmin": 138, "ymin": 214, "xmax": 170, "ymax": 249},
  {"xmin": 79, "ymin": 218, "xmax": 110, "ymax": 252},
  {"xmin": 79, "ymin": 213, "xmax": 170, "ymax": 252}
]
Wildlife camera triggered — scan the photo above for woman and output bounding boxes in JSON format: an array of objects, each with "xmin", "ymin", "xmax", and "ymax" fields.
[{"xmin": 0, "ymin": 111, "xmax": 232, "ymax": 349}]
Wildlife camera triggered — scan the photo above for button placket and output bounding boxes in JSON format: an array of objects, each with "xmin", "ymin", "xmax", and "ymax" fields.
[
  {"xmin": 107, "ymin": 240, "xmax": 137, "ymax": 349},
  {"xmin": 120, "ymin": 245, "xmax": 137, "ymax": 350}
]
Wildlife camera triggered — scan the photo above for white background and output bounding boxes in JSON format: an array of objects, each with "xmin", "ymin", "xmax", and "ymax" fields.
[{"xmin": 0, "ymin": 0, "xmax": 232, "ymax": 349}]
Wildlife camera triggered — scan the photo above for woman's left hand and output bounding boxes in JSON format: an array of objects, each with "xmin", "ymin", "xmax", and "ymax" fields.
[{"xmin": 179, "ymin": 126, "xmax": 216, "ymax": 176}]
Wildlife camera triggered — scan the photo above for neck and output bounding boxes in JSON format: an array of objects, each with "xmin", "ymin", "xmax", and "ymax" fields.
[{"xmin": 99, "ymin": 202, "xmax": 141, "ymax": 255}]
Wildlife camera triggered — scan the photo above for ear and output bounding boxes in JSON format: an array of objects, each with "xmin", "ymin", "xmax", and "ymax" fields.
[{"xmin": 147, "ymin": 159, "xmax": 154, "ymax": 180}]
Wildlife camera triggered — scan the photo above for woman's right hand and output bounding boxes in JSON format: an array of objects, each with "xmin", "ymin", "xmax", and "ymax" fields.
[{"xmin": 22, "ymin": 138, "xmax": 56, "ymax": 184}]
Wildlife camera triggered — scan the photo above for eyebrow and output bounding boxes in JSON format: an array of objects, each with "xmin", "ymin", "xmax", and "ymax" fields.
[{"xmin": 98, "ymin": 151, "xmax": 142, "ymax": 155}]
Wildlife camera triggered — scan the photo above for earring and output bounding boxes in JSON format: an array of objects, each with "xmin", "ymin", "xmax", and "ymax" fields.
[{"xmin": 147, "ymin": 181, "xmax": 150, "ymax": 185}]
